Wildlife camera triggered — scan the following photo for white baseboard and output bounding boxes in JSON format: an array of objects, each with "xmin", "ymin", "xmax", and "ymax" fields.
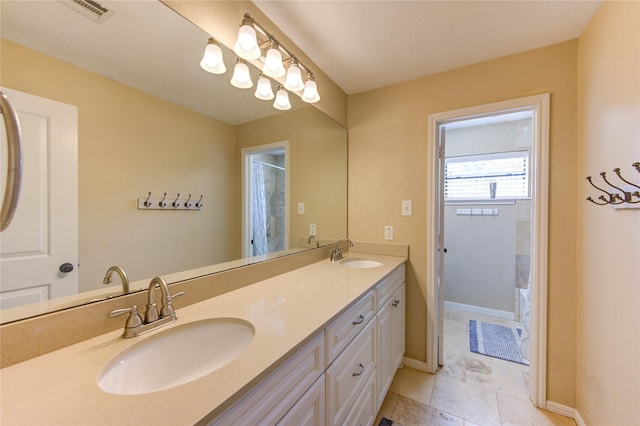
[
  {"xmin": 445, "ymin": 301, "xmax": 516, "ymax": 321},
  {"xmin": 402, "ymin": 356, "xmax": 429, "ymax": 372},
  {"xmin": 546, "ymin": 401, "xmax": 584, "ymax": 425}
]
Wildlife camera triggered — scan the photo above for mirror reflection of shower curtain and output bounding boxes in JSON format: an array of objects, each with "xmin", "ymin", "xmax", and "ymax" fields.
[{"xmin": 251, "ymin": 163, "xmax": 268, "ymax": 256}]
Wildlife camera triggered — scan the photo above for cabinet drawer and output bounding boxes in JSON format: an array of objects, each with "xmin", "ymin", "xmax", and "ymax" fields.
[
  {"xmin": 376, "ymin": 264, "xmax": 405, "ymax": 310},
  {"xmin": 341, "ymin": 369, "xmax": 375, "ymax": 426},
  {"xmin": 325, "ymin": 290, "xmax": 375, "ymax": 362},
  {"xmin": 326, "ymin": 318, "xmax": 376, "ymax": 426},
  {"xmin": 211, "ymin": 332, "xmax": 325, "ymax": 426}
]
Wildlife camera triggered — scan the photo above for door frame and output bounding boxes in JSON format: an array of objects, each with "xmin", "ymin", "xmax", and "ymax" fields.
[
  {"xmin": 241, "ymin": 140, "xmax": 289, "ymax": 258},
  {"xmin": 426, "ymin": 94, "xmax": 550, "ymax": 407}
]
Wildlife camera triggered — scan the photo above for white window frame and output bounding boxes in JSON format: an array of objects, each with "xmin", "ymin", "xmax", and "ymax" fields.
[{"xmin": 444, "ymin": 150, "xmax": 530, "ymax": 204}]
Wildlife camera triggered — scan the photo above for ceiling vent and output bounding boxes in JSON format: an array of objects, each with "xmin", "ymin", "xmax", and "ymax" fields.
[{"xmin": 58, "ymin": 0, "xmax": 115, "ymax": 23}]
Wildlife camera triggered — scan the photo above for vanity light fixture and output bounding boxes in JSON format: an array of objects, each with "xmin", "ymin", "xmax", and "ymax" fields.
[
  {"xmin": 230, "ymin": 58, "xmax": 253, "ymax": 89},
  {"xmin": 302, "ymin": 73, "xmax": 320, "ymax": 103},
  {"xmin": 233, "ymin": 15, "xmax": 261, "ymax": 60},
  {"xmin": 284, "ymin": 60, "xmax": 304, "ymax": 92},
  {"xmin": 255, "ymin": 74, "xmax": 275, "ymax": 100},
  {"xmin": 199, "ymin": 38, "xmax": 226, "ymax": 74},
  {"xmin": 263, "ymin": 39, "xmax": 286, "ymax": 78},
  {"xmin": 273, "ymin": 86, "xmax": 291, "ymax": 110},
  {"xmin": 226, "ymin": 12, "xmax": 321, "ymax": 107}
]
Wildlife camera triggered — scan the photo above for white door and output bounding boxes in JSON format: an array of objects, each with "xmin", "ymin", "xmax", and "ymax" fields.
[
  {"xmin": 0, "ymin": 88, "xmax": 78, "ymax": 309},
  {"xmin": 436, "ymin": 125, "xmax": 446, "ymax": 366}
]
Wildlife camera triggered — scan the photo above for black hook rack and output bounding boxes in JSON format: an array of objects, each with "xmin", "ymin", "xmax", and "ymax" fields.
[{"xmin": 586, "ymin": 162, "xmax": 640, "ymax": 207}]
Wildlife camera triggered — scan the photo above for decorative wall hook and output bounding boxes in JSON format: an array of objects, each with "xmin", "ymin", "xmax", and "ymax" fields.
[
  {"xmin": 586, "ymin": 162, "xmax": 640, "ymax": 208},
  {"xmin": 184, "ymin": 194, "xmax": 192, "ymax": 208},
  {"xmin": 172, "ymin": 193, "xmax": 181, "ymax": 208},
  {"xmin": 195, "ymin": 195, "xmax": 204, "ymax": 208},
  {"xmin": 144, "ymin": 192, "xmax": 152, "ymax": 207},
  {"xmin": 158, "ymin": 192, "xmax": 167, "ymax": 208}
]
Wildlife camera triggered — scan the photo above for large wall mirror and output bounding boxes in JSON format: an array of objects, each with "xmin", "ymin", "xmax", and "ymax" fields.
[{"xmin": 0, "ymin": 0, "xmax": 347, "ymax": 324}]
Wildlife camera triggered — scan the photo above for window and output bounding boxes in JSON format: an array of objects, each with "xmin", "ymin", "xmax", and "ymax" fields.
[{"xmin": 444, "ymin": 151, "xmax": 529, "ymax": 201}]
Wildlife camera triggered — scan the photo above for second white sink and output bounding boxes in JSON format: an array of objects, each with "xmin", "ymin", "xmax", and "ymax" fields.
[
  {"xmin": 98, "ymin": 318, "xmax": 255, "ymax": 395},
  {"xmin": 340, "ymin": 258, "xmax": 383, "ymax": 269}
]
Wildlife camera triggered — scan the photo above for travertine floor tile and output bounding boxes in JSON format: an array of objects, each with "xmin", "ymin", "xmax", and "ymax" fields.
[
  {"xmin": 431, "ymin": 375, "xmax": 501, "ymax": 426},
  {"xmin": 389, "ymin": 367, "xmax": 436, "ymax": 406},
  {"xmin": 497, "ymin": 393, "xmax": 576, "ymax": 426},
  {"xmin": 375, "ymin": 391, "xmax": 399, "ymax": 426},
  {"xmin": 391, "ymin": 395, "xmax": 464, "ymax": 426}
]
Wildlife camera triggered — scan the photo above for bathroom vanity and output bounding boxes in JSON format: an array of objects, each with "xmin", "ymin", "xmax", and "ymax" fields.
[{"xmin": 0, "ymin": 251, "xmax": 406, "ymax": 425}]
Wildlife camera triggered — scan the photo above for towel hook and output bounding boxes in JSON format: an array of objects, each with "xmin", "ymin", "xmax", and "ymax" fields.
[
  {"xmin": 171, "ymin": 193, "xmax": 180, "ymax": 208},
  {"xmin": 184, "ymin": 194, "xmax": 192, "ymax": 208},
  {"xmin": 144, "ymin": 192, "xmax": 152, "ymax": 207},
  {"xmin": 158, "ymin": 192, "xmax": 167, "ymax": 208},
  {"xmin": 195, "ymin": 195, "xmax": 204, "ymax": 208},
  {"xmin": 586, "ymin": 176, "xmax": 616, "ymax": 204}
]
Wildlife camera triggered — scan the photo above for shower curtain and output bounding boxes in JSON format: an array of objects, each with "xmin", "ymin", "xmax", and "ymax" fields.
[{"xmin": 251, "ymin": 163, "xmax": 268, "ymax": 256}]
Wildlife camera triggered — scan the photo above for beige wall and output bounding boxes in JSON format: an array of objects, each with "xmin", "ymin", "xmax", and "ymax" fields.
[
  {"xmin": 348, "ymin": 41, "xmax": 579, "ymax": 405},
  {"xmin": 577, "ymin": 1, "xmax": 640, "ymax": 424},
  {"xmin": 236, "ymin": 107, "xmax": 348, "ymax": 248},
  {"xmin": 1, "ymin": 40, "xmax": 237, "ymax": 289}
]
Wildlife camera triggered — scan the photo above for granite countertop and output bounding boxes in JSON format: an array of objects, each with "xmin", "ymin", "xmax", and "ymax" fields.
[{"xmin": 0, "ymin": 252, "xmax": 406, "ymax": 425}]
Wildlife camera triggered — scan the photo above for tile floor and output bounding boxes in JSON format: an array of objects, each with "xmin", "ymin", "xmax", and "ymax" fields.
[{"xmin": 375, "ymin": 308, "xmax": 576, "ymax": 426}]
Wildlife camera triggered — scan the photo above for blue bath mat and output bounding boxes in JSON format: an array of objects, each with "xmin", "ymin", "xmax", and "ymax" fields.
[{"xmin": 469, "ymin": 320, "xmax": 529, "ymax": 365}]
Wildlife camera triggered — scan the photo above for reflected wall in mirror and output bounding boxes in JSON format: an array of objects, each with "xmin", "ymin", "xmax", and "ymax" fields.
[{"xmin": 0, "ymin": 0, "xmax": 346, "ymax": 324}]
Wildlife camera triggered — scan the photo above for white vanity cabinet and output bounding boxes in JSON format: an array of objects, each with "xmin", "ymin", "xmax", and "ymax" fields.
[
  {"xmin": 210, "ymin": 332, "xmax": 325, "ymax": 426},
  {"xmin": 210, "ymin": 263, "xmax": 406, "ymax": 426}
]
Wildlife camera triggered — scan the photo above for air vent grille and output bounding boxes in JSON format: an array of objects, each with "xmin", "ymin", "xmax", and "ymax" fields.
[{"xmin": 59, "ymin": 0, "xmax": 115, "ymax": 23}]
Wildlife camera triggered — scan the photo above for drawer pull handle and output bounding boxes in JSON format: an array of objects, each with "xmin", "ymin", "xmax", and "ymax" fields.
[
  {"xmin": 392, "ymin": 299, "xmax": 400, "ymax": 307},
  {"xmin": 352, "ymin": 363, "xmax": 365, "ymax": 377},
  {"xmin": 352, "ymin": 315, "xmax": 365, "ymax": 325}
]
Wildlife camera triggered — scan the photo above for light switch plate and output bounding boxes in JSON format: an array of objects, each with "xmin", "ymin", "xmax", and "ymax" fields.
[
  {"xmin": 384, "ymin": 226, "xmax": 394, "ymax": 240},
  {"xmin": 297, "ymin": 202, "xmax": 305, "ymax": 214},
  {"xmin": 401, "ymin": 200, "xmax": 412, "ymax": 216}
]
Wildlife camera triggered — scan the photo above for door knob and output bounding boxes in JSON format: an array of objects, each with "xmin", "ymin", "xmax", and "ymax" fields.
[{"xmin": 59, "ymin": 263, "xmax": 74, "ymax": 273}]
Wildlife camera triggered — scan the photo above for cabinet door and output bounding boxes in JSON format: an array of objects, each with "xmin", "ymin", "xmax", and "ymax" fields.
[
  {"xmin": 391, "ymin": 283, "xmax": 406, "ymax": 369},
  {"xmin": 326, "ymin": 318, "xmax": 375, "ymax": 426},
  {"xmin": 376, "ymin": 298, "xmax": 394, "ymax": 409},
  {"xmin": 278, "ymin": 375, "xmax": 325, "ymax": 426}
]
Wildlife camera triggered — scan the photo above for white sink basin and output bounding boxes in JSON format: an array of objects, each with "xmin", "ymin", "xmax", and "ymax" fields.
[
  {"xmin": 340, "ymin": 258, "xmax": 383, "ymax": 269},
  {"xmin": 98, "ymin": 318, "xmax": 255, "ymax": 395}
]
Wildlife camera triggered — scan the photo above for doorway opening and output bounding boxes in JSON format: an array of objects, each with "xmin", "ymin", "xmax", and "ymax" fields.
[
  {"xmin": 427, "ymin": 94, "xmax": 549, "ymax": 407},
  {"xmin": 242, "ymin": 141, "xmax": 289, "ymax": 258}
]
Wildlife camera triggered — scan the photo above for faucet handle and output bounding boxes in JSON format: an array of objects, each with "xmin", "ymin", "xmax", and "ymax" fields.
[
  {"xmin": 160, "ymin": 291, "xmax": 185, "ymax": 318},
  {"xmin": 108, "ymin": 305, "xmax": 143, "ymax": 329}
]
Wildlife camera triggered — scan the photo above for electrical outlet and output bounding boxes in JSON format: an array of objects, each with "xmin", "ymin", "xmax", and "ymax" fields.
[
  {"xmin": 297, "ymin": 202, "xmax": 305, "ymax": 214},
  {"xmin": 309, "ymin": 223, "xmax": 316, "ymax": 235},
  {"xmin": 384, "ymin": 225, "xmax": 394, "ymax": 240},
  {"xmin": 402, "ymin": 200, "xmax": 413, "ymax": 216}
]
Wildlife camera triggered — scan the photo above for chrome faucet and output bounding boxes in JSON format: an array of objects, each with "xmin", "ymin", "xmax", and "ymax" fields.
[
  {"xmin": 108, "ymin": 276, "xmax": 184, "ymax": 338},
  {"xmin": 307, "ymin": 234, "xmax": 320, "ymax": 248},
  {"xmin": 102, "ymin": 265, "xmax": 130, "ymax": 294},
  {"xmin": 330, "ymin": 238, "xmax": 354, "ymax": 261}
]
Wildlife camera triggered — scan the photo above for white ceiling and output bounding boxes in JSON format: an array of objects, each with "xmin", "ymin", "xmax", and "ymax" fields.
[{"xmin": 254, "ymin": 0, "xmax": 603, "ymax": 94}]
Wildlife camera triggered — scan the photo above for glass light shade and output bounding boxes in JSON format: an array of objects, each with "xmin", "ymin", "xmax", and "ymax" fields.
[
  {"xmin": 230, "ymin": 60, "xmax": 253, "ymax": 89},
  {"xmin": 284, "ymin": 63, "xmax": 304, "ymax": 92},
  {"xmin": 234, "ymin": 23, "xmax": 261, "ymax": 60},
  {"xmin": 254, "ymin": 75, "xmax": 274, "ymax": 100},
  {"xmin": 199, "ymin": 39, "xmax": 226, "ymax": 74},
  {"xmin": 263, "ymin": 47, "xmax": 285, "ymax": 78},
  {"xmin": 273, "ymin": 87, "xmax": 291, "ymax": 110},
  {"xmin": 302, "ymin": 77, "xmax": 320, "ymax": 103}
]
